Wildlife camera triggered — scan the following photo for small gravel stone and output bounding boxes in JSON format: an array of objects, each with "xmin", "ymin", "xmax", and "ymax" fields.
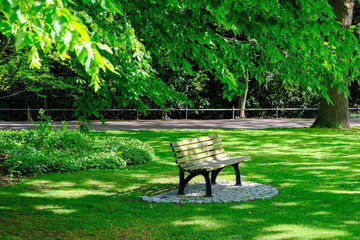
[{"xmin": 138, "ymin": 181, "xmax": 278, "ymax": 204}]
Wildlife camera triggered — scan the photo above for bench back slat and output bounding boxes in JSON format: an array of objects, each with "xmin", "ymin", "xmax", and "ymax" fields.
[
  {"xmin": 170, "ymin": 135, "xmax": 217, "ymax": 147},
  {"xmin": 177, "ymin": 148, "xmax": 226, "ymax": 164},
  {"xmin": 171, "ymin": 138, "xmax": 221, "ymax": 152},
  {"xmin": 179, "ymin": 154, "xmax": 230, "ymax": 169},
  {"xmin": 174, "ymin": 143, "xmax": 224, "ymax": 158},
  {"xmin": 170, "ymin": 134, "xmax": 228, "ymax": 165}
]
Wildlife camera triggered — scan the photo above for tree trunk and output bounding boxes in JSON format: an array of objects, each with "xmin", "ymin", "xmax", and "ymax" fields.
[
  {"xmin": 237, "ymin": 70, "xmax": 249, "ymax": 118},
  {"xmin": 312, "ymin": 0, "xmax": 354, "ymax": 128},
  {"xmin": 312, "ymin": 85, "xmax": 350, "ymax": 128}
]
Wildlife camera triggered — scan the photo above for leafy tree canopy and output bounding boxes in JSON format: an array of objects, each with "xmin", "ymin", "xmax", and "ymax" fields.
[{"xmin": 1, "ymin": 0, "xmax": 359, "ymax": 116}]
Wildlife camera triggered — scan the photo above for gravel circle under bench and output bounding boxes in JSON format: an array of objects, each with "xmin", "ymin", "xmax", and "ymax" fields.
[{"xmin": 138, "ymin": 181, "xmax": 278, "ymax": 204}]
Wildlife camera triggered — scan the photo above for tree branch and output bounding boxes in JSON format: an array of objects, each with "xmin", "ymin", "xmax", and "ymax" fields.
[
  {"xmin": 217, "ymin": 34, "xmax": 255, "ymax": 43},
  {"xmin": 0, "ymin": 89, "xmax": 27, "ymax": 99},
  {"xmin": 8, "ymin": 57, "xmax": 23, "ymax": 83}
]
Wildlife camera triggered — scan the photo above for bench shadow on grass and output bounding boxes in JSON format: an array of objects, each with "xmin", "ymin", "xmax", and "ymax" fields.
[{"xmin": 0, "ymin": 128, "xmax": 359, "ymax": 239}]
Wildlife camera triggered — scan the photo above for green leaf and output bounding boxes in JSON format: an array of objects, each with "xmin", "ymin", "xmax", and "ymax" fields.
[
  {"xmin": 101, "ymin": 0, "xmax": 114, "ymax": 13},
  {"xmin": 74, "ymin": 43, "xmax": 88, "ymax": 64},
  {"xmin": 31, "ymin": 1, "xmax": 44, "ymax": 13},
  {"xmin": 0, "ymin": 0, "xmax": 10, "ymax": 14},
  {"xmin": 15, "ymin": 31, "xmax": 32, "ymax": 49},
  {"xmin": 63, "ymin": 30, "xmax": 72, "ymax": 46},
  {"xmin": 79, "ymin": 11, "xmax": 93, "ymax": 23},
  {"xmin": 89, "ymin": 73, "xmax": 100, "ymax": 92},
  {"xmin": 92, "ymin": 110, "xmax": 100, "ymax": 117},
  {"xmin": 96, "ymin": 42, "xmax": 113, "ymax": 54},
  {"xmin": 54, "ymin": 15, "xmax": 68, "ymax": 34},
  {"xmin": 91, "ymin": 31, "xmax": 99, "ymax": 42},
  {"xmin": 16, "ymin": 10, "xmax": 27, "ymax": 24},
  {"xmin": 29, "ymin": 47, "xmax": 41, "ymax": 69},
  {"xmin": 82, "ymin": 41, "xmax": 94, "ymax": 72},
  {"xmin": 9, "ymin": 11, "xmax": 18, "ymax": 24},
  {"xmin": 94, "ymin": 49, "xmax": 106, "ymax": 72},
  {"xmin": 6, "ymin": 0, "xmax": 15, "ymax": 7},
  {"xmin": 102, "ymin": 57, "xmax": 117, "ymax": 73},
  {"xmin": 45, "ymin": 9, "xmax": 55, "ymax": 25},
  {"xmin": 33, "ymin": 22, "xmax": 45, "ymax": 37},
  {"xmin": 72, "ymin": 21, "xmax": 90, "ymax": 41},
  {"xmin": 182, "ymin": 59, "xmax": 193, "ymax": 75},
  {"xmin": 0, "ymin": 22, "xmax": 12, "ymax": 37},
  {"xmin": 57, "ymin": 43, "xmax": 67, "ymax": 54}
]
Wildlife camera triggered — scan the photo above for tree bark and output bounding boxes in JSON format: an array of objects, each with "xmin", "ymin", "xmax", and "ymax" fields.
[
  {"xmin": 312, "ymin": 85, "xmax": 350, "ymax": 128},
  {"xmin": 237, "ymin": 70, "xmax": 249, "ymax": 118},
  {"xmin": 312, "ymin": 0, "xmax": 354, "ymax": 128}
]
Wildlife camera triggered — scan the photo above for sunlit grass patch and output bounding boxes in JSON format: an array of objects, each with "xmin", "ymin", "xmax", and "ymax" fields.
[
  {"xmin": 19, "ymin": 188, "xmax": 116, "ymax": 199},
  {"xmin": 256, "ymin": 224, "xmax": 350, "ymax": 239},
  {"xmin": 35, "ymin": 205, "xmax": 77, "ymax": 214}
]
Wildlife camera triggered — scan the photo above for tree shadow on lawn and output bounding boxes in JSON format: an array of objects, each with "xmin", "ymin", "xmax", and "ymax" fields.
[
  {"xmin": 0, "ymin": 169, "xmax": 359, "ymax": 239},
  {"xmin": 0, "ymin": 168, "xmax": 359, "ymax": 239},
  {"xmin": 0, "ymin": 128, "xmax": 359, "ymax": 239}
]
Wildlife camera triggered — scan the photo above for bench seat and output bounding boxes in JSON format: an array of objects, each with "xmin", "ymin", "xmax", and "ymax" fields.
[{"xmin": 180, "ymin": 156, "xmax": 250, "ymax": 172}]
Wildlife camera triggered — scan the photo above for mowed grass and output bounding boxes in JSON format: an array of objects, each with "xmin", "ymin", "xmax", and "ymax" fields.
[{"xmin": 1, "ymin": 127, "xmax": 360, "ymax": 239}]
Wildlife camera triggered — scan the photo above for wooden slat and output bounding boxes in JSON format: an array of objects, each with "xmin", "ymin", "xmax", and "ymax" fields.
[
  {"xmin": 174, "ymin": 143, "xmax": 224, "ymax": 158},
  {"xmin": 170, "ymin": 134, "xmax": 219, "ymax": 147},
  {"xmin": 179, "ymin": 153, "xmax": 229, "ymax": 166},
  {"xmin": 176, "ymin": 148, "xmax": 226, "ymax": 164},
  {"xmin": 181, "ymin": 157, "xmax": 230, "ymax": 170},
  {"xmin": 226, "ymin": 156, "xmax": 250, "ymax": 162},
  {"xmin": 182, "ymin": 156, "xmax": 250, "ymax": 172},
  {"xmin": 171, "ymin": 138, "xmax": 221, "ymax": 152}
]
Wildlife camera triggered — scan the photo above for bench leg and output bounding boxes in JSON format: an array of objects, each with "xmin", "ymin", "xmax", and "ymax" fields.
[
  {"xmin": 211, "ymin": 168, "xmax": 224, "ymax": 185},
  {"xmin": 177, "ymin": 168, "xmax": 187, "ymax": 195},
  {"xmin": 177, "ymin": 169, "xmax": 213, "ymax": 197},
  {"xmin": 211, "ymin": 163, "xmax": 242, "ymax": 186},
  {"xmin": 202, "ymin": 171, "xmax": 212, "ymax": 197},
  {"xmin": 232, "ymin": 163, "xmax": 242, "ymax": 186}
]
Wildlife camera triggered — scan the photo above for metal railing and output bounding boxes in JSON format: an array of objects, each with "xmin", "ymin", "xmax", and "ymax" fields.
[{"xmin": 1, "ymin": 106, "xmax": 360, "ymax": 120}]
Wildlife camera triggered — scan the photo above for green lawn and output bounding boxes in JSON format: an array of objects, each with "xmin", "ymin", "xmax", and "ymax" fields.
[{"xmin": 1, "ymin": 128, "xmax": 360, "ymax": 239}]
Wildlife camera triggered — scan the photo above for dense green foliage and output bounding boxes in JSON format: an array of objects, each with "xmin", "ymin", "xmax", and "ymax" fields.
[
  {"xmin": 1, "ymin": 0, "xmax": 360, "ymax": 120},
  {"xmin": 160, "ymin": 68, "xmax": 320, "ymax": 119},
  {"xmin": 0, "ymin": 128, "xmax": 359, "ymax": 239},
  {"xmin": 0, "ymin": 121, "xmax": 155, "ymax": 175},
  {"xmin": 0, "ymin": 0, "xmax": 188, "ymax": 121},
  {"xmin": 246, "ymin": 75, "xmax": 320, "ymax": 118}
]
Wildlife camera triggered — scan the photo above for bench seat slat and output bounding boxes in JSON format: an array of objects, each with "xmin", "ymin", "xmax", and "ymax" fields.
[
  {"xmin": 171, "ymin": 134, "xmax": 219, "ymax": 147},
  {"xmin": 171, "ymin": 138, "xmax": 221, "ymax": 152},
  {"xmin": 174, "ymin": 143, "xmax": 224, "ymax": 158},
  {"xmin": 181, "ymin": 156, "xmax": 250, "ymax": 172}
]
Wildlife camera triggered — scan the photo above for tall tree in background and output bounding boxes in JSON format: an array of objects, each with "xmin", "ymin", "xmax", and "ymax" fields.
[
  {"xmin": 312, "ymin": 0, "xmax": 355, "ymax": 128},
  {"xmin": 237, "ymin": 70, "xmax": 249, "ymax": 118}
]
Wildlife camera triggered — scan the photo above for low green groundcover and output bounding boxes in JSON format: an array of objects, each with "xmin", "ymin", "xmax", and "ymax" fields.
[{"xmin": 0, "ymin": 128, "xmax": 155, "ymax": 176}]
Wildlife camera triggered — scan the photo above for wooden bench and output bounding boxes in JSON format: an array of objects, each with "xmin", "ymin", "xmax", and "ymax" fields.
[{"xmin": 170, "ymin": 134, "xmax": 250, "ymax": 197}]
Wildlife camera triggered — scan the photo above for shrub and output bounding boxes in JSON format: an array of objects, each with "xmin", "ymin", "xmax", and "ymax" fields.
[
  {"xmin": 0, "ymin": 128, "xmax": 155, "ymax": 176},
  {"xmin": 118, "ymin": 138, "xmax": 155, "ymax": 165}
]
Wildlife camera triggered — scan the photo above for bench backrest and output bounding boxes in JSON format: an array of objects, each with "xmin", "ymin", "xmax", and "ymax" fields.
[{"xmin": 170, "ymin": 134, "xmax": 229, "ymax": 165}]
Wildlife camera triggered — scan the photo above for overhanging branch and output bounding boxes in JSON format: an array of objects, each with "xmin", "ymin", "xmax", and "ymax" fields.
[{"xmin": 0, "ymin": 89, "xmax": 27, "ymax": 99}]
